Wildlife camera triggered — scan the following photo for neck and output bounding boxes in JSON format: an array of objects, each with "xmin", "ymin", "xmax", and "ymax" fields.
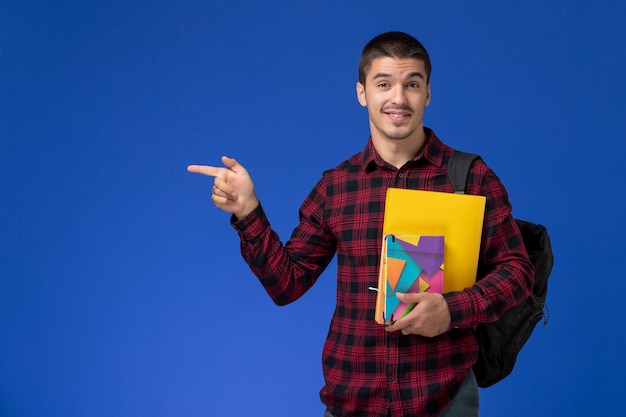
[{"xmin": 371, "ymin": 129, "xmax": 427, "ymax": 169}]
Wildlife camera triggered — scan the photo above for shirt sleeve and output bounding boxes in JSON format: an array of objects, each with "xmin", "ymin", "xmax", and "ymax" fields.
[
  {"xmin": 443, "ymin": 162, "xmax": 535, "ymax": 328},
  {"xmin": 231, "ymin": 177, "xmax": 337, "ymax": 306}
]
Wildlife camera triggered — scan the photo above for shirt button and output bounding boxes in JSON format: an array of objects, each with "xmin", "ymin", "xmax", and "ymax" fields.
[
  {"xmin": 398, "ymin": 173, "xmax": 404, "ymax": 178},
  {"xmin": 390, "ymin": 334, "xmax": 396, "ymax": 341},
  {"xmin": 388, "ymin": 375, "xmax": 394, "ymax": 382}
]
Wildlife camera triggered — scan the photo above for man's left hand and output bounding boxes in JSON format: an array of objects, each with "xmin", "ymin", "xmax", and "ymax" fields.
[{"xmin": 385, "ymin": 292, "xmax": 451, "ymax": 337}]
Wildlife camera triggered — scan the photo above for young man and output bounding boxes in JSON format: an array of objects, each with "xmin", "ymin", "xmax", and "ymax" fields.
[{"xmin": 188, "ymin": 32, "xmax": 534, "ymax": 417}]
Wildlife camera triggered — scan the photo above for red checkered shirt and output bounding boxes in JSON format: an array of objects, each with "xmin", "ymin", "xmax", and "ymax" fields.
[{"xmin": 232, "ymin": 129, "xmax": 534, "ymax": 417}]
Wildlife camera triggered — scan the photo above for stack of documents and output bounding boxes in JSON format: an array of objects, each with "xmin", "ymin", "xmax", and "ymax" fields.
[{"xmin": 375, "ymin": 188, "xmax": 486, "ymax": 324}]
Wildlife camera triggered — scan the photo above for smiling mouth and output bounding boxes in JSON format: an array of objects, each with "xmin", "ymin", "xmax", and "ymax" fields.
[
  {"xmin": 386, "ymin": 112, "xmax": 409, "ymax": 119},
  {"xmin": 384, "ymin": 111, "xmax": 411, "ymax": 121},
  {"xmin": 383, "ymin": 107, "xmax": 412, "ymax": 120}
]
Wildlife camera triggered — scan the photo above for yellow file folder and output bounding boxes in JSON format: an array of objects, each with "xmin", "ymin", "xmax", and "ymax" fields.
[{"xmin": 374, "ymin": 188, "xmax": 486, "ymax": 324}]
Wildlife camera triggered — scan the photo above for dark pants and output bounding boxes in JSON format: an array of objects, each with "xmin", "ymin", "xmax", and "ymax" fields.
[
  {"xmin": 439, "ymin": 369, "xmax": 479, "ymax": 417},
  {"xmin": 323, "ymin": 369, "xmax": 479, "ymax": 417}
]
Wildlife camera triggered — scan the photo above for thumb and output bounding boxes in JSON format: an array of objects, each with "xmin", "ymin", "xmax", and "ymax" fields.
[
  {"xmin": 396, "ymin": 292, "xmax": 424, "ymax": 303},
  {"xmin": 221, "ymin": 155, "xmax": 244, "ymax": 172}
]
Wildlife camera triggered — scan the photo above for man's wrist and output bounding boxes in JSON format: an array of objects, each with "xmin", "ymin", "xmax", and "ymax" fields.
[{"xmin": 234, "ymin": 199, "xmax": 260, "ymax": 221}]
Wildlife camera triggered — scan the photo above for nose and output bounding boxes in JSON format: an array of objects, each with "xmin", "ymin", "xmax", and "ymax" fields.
[{"xmin": 390, "ymin": 85, "xmax": 407, "ymax": 106}]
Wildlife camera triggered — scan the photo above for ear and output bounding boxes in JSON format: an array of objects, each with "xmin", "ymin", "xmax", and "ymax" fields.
[
  {"xmin": 356, "ymin": 82, "xmax": 367, "ymax": 107},
  {"xmin": 425, "ymin": 82, "xmax": 431, "ymax": 107}
]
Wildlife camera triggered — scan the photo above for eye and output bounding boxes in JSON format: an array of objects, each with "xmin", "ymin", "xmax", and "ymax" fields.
[
  {"xmin": 377, "ymin": 82, "xmax": 389, "ymax": 88},
  {"xmin": 407, "ymin": 82, "xmax": 420, "ymax": 88}
]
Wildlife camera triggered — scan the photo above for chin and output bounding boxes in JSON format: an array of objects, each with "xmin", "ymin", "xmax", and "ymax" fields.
[{"xmin": 385, "ymin": 131, "xmax": 413, "ymax": 141}]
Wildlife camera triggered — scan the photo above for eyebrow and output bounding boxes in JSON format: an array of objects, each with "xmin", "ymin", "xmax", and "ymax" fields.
[{"xmin": 372, "ymin": 71, "xmax": 426, "ymax": 81}]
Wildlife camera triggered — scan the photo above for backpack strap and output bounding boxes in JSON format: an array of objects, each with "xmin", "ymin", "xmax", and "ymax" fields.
[{"xmin": 448, "ymin": 151, "xmax": 481, "ymax": 194}]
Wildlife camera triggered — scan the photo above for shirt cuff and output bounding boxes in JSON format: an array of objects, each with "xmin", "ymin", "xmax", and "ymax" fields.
[
  {"xmin": 230, "ymin": 203, "xmax": 268, "ymax": 244},
  {"xmin": 443, "ymin": 291, "xmax": 474, "ymax": 329}
]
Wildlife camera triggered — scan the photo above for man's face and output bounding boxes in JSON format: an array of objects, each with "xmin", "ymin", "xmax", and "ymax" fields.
[{"xmin": 356, "ymin": 57, "xmax": 431, "ymax": 144}]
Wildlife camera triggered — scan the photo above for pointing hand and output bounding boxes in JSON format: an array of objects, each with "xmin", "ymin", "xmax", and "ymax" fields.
[{"xmin": 187, "ymin": 156, "xmax": 259, "ymax": 220}]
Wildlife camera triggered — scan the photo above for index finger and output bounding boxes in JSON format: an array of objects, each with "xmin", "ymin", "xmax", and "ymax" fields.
[
  {"xmin": 187, "ymin": 165, "xmax": 222, "ymax": 177},
  {"xmin": 385, "ymin": 314, "xmax": 408, "ymax": 333}
]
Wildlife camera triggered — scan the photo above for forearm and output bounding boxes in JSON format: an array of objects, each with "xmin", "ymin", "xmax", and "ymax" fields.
[
  {"xmin": 232, "ymin": 204, "xmax": 335, "ymax": 306},
  {"xmin": 445, "ymin": 248, "xmax": 534, "ymax": 328}
]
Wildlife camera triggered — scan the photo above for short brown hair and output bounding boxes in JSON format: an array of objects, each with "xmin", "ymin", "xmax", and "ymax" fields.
[{"xmin": 358, "ymin": 32, "xmax": 432, "ymax": 85}]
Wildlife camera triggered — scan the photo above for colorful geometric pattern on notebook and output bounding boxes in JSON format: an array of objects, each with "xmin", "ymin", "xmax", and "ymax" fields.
[{"xmin": 384, "ymin": 235, "xmax": 444, "ymax": 323}]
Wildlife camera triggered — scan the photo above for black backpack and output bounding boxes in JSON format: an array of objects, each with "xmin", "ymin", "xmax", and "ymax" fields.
[{"xmin": 447, "ymin": 151, "xmax": 554, "ymax": 388}]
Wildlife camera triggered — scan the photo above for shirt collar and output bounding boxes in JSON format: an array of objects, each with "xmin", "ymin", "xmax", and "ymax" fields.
[{"xmin": 362, "ymin": 127, "xmax": 446, "ymax": 172}]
